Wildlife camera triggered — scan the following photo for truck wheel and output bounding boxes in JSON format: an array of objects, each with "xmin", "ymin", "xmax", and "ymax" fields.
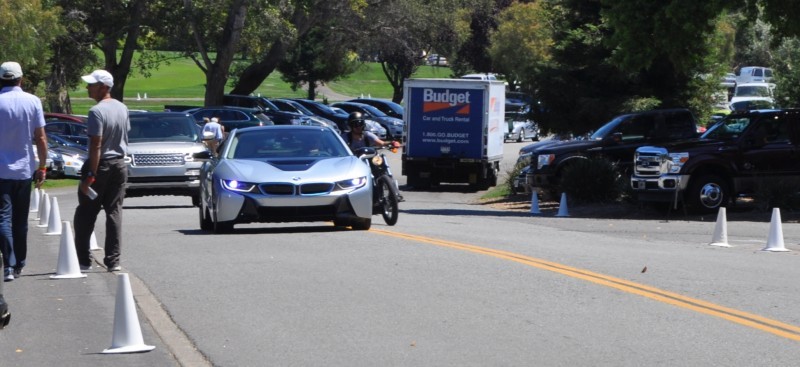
[{"xmin": 687, "ymin": 174, "xmax": 729, "ymax": 213}]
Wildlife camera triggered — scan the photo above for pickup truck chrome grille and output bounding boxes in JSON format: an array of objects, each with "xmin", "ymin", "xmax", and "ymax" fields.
[
  {"xmin": 132, "ymin": 153, "xmax": 185, "ymax": 166},
  {"xmin": 633, "ymin": 147, "xmax": 668, "ymax": 177}
]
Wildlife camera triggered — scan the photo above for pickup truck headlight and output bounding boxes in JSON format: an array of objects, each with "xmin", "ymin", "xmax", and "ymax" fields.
[
  {"xmin": 537, "ymin": 154, "xmax": 555, "ymax": 169},
  {"xmin": 667, "ymin": 152, "xmax": 689, "ymax": 173}
]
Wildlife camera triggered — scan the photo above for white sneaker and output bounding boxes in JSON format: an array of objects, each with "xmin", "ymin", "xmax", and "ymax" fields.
[
  {"xmin": 80, "ymin": 265, "xmax": 92, "ymax": 271},
  {"xmin": 3, "ymin": 269, "xmax": 13, "ymax": 282}
]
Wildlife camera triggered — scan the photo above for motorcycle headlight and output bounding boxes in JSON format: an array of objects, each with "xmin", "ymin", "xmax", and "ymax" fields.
[
  {"xmin": 221, "ymin": 179, "xmax": 257, "ymax": 193},
  {"xmin": 667, "ymin": 152, "xmax": 689, "ymax": 173},
  {"xmin": 537, "ymin": 154, "xmax": 555, "ymax": 169},
  {"xmin": 335, "ymin": 176, "xmax": 367, "ymax": 191},
  {"xmin": 371, "ymin": 155, "xmax": 384, "ymax": 166}
]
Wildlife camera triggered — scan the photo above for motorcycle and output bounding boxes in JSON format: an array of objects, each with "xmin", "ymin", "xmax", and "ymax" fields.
[{"xmin": 356, "ymin": 143, "xmax": 403, "ymax": 226}]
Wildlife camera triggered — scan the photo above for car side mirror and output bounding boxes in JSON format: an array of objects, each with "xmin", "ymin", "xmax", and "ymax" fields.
[{"xmin": 354, "ymin": 147, "xmax": 377, "ymax": 159}]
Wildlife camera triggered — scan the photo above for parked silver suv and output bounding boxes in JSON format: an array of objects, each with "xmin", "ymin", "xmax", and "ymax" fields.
[{"xmin": 125, "ymin": 112, "xmax": 212, "ymax": 206}]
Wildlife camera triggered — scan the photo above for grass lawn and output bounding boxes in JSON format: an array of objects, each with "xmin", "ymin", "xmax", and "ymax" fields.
[{"xmin": 67, "ymin": 55, "xmax": 452, "ymax": 115}]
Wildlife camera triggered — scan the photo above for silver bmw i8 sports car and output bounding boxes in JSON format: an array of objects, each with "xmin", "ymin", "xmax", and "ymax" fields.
[{"xmin": 198, "ymin": 125, "xmax": 374, "ymax": 233}]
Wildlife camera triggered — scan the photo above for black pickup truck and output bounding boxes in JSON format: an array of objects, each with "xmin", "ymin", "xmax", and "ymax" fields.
[
  {"xmin": 631, "ymin": 109, "xmax": 800, "ymax": 213},
  {"xmin": 525, "ymin": 108, "xmax": 699, "ymax": 194}
]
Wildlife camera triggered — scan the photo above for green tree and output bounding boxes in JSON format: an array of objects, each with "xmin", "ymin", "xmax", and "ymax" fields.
[
  {"xmin": 278, "ymin": 26, "xmax": 359, "ymax": 100},
  {"xmin": 45, "ymin": 6, "xmax": 97, "ymax": 113},
  {"xmin": 0, "ymin": 0, "xmax": 63, "ymax": 91},
  {"xmin": 488, "ymin": 1, "xmax": 553, "ymax": 92}
]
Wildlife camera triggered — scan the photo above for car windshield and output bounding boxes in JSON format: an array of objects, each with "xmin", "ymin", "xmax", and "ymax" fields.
[
  {"xmin": 228, "ymin": 129, "xmax": 350, "ymax": 159},
  {"xmin": 702, "ymin": 116, "xmax": 752, "ymax": 140},
  {"xmin": 129, "ymin": 116, "xmax": 200, "ymax": 142},
  {"xmin": 589, "ymin": 115, "xmax": 627, "ymax": 140},
  {"xmin": 735, "ymin": 86, "xmax": 771, "ymax": 97},
  {"xmin": 357, "ymin": 104, "xmax": 388, "ymax": 118}
]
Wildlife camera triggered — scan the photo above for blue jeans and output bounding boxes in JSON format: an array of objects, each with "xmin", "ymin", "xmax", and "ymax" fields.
[{"xmin": 0, "ymin": 178, "xmax": 32, "ymax": 270}]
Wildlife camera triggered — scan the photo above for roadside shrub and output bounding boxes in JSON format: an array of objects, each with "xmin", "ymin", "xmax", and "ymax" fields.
[
  {"xmin": 559, "ymin": 158, "xmax": 625, "ymax": 203},
  {"xmin": 504, "ymin": 160, "xmax": 528, "ymax": 195},
  {"xmin": 753, "ymin": 177, "xmax": 800, "ymax": 211}
]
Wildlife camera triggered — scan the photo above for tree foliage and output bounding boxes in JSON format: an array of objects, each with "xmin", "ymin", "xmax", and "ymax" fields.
[
  {"xmin": 488, "ymin": 1, "xmax": 552, "ymax": 92},
  {"xmin": 0, "ymin": 0, "xmax": 63, "ymax": 90}
]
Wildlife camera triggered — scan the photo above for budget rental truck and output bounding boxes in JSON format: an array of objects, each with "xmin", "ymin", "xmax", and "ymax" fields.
[{"xmin": 402, "ymin": 78, "xmax": 505, "ymax": 190}]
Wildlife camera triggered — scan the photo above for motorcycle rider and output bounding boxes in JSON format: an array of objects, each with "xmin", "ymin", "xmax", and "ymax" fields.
[{"xmin": 341, "ymin": 112, "xmax": 389, "ymax": 150}]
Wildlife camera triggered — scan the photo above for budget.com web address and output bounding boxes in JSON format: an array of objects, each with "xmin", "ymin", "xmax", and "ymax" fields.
[{"xmin": 421, "ymin": 138, "xmax": 470, "ymax": 144}]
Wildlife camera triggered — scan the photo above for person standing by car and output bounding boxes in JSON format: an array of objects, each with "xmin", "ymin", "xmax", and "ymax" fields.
[
  {"xmin": 203, "ymin": 116, "xmax": 224, "ymax": 156},
  {"xmin": 341, "ymin": 112, "xmax": 388, "ymax": 150},
  {"xmin": 0, "ymin": 61, "xmax": 48, "ymax": 282},
  {"xmin": 73, "ymin": 70, "xmax": 129, "ymax": 272}
]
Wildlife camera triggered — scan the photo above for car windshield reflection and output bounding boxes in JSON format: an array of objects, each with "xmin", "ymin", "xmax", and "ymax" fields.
[{"xmin": 229, "ymin": 129, "xmax": 350, "ymax": 159}]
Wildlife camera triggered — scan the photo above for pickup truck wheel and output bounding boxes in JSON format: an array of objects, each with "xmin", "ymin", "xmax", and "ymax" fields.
[{"xmin": 687, "ymin": 174, "xmax": 729, "ymax": 213}]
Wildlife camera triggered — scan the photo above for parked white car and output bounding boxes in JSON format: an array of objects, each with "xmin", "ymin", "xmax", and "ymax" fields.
[{"xmin": 729, "ymin": 82, "xmax": 775, "ymax": 111}]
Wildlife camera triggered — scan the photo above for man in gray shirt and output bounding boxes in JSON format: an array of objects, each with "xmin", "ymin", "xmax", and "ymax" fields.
[{"xmin": 73, "ymin": 69, "xmax": 129, "ymax": 272}]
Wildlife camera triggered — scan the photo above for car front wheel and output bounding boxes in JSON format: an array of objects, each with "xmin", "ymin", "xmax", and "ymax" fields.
[{"xmin": 687, "ymin": 174, "xmax": 729, "ymax": 214}]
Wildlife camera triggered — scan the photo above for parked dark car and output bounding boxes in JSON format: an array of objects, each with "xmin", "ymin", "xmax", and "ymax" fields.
[
  {"xmin": 347, "ymin": 98, "xmax": 404, "ymax": 119},
  {"xmin": 290, "ymin": 99, "xmax": 350, "ymax": 132},
  {"xmin": 44, "ymin": 120, "xmax": 88, "ymax": 147},
  {"xmin": 271, "ymin": 98, "xmax": 341, "ymax": 133},
  {"xmin": 186, "ymin": 106, "xmax": 273, "ymax": 132},
  {"xmin": 526, "ymin": 108, "xmax": 699, "ymax": 194},
  {"xmin": 632, "ymin": 108, "xmax": 800, "ymax": 213},
  {"xmin": 223, "ymin": 94, "xmax": 309, "ymax": 126},
  {"xmin": 45, "ymin": 112, "xmax": 86, "ymax": 123},
  {"xmin": 331, "ymin": 101, "xmax": 404, "ymax": 139}
]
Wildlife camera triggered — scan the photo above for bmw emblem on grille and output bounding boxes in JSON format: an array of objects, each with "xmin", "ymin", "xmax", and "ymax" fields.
[{"xmin": 292, "ymin": 176, "xmax": 301, "ymax": 181}]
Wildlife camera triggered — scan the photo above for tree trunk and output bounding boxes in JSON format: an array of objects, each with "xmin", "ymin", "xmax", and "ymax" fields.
[
  {"xmin": 202, "ymin": 0, "xmax": 248, "ymax": 106},
  {"xmin": 228, "ymin": 40, "xmax": 287, "ymax": 95},
  {"xmin": 45, "ymin": 43, "xmax": 72, "ymax": 113},
  {"xmin": 101, "ymin": 0, "xmax": 145, "ymax": 102},
  {"xmin": 306, "ymin": 81, "xmax": 316, "ymax": 100}
]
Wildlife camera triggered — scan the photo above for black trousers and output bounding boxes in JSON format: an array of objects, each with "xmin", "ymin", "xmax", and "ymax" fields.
[{"xmin": 73, "ymin": 158, "xmax": 127, "ymax": 268}]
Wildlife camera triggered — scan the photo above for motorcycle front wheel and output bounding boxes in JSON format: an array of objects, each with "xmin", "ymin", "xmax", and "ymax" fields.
[{"xmin": 376, "ymin": 175, "xmax": 399, "ymax": 225}]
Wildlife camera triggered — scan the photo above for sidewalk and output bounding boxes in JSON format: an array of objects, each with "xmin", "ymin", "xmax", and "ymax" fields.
[{"xmin": 0, "ymin": 187, "xmax": 180, "ymax": 366}]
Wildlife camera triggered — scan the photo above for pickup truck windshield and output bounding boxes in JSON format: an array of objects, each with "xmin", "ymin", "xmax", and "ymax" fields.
[
  {"xmin": 590, "ymin": 116, "xmax": 626, "ymax": 140},
  {"xmin": 702, "ymin": 117, "xmax": 752, "ymax": 140}
]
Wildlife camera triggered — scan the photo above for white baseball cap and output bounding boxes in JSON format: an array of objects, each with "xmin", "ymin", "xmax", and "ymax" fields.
[
  {"xmin": 81, "ymin": 69, "xmax": 114, "ymax": 88},
  {"xmin": 0, "ymin": 62, "xmax": 23, "ymax": 80}
]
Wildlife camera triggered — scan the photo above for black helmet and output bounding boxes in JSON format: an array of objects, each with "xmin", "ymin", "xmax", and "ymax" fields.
[{"xmin": 347, "ymin": 112, "xmax": 366, "ymax": 128}]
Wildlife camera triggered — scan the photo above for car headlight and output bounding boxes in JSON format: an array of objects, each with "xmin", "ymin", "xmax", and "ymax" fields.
[
  {"xmin": 334, "ymin": 177, "xmax": 367, "ymax": 191},
  {"xmin": 667, "ymin": 152, "xmax": 689, "ymax": 173},
  {"xmin": 537, "ymin": 154, "xmax": 555, "ymax": 169},
  {"xmin": 221, "ymin": 179, "xmax": 257, "ymax": 193},
  {"xmin": 390, "ymin": 120, "xmax": 403, "ymax": 126}
]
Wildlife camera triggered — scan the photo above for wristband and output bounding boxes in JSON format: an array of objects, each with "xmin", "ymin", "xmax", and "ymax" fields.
[{"xmin": 38, "ymin": 164, "xmax": 46, "ymax": 169}]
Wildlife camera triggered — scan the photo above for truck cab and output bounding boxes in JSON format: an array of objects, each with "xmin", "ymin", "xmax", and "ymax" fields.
[
  {"xmin": 632, "ymin": 109, "xmax": 800, "ymax": 212},
  {"xmin": 526, "ymin": 109, "xmax": 698, "ymax": 194}
]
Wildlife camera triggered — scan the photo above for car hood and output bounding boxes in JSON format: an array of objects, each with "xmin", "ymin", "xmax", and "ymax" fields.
[
  {"xmin": 531, "ymin": 139, "xmax": 603, "ymax": 155},
  {"xmin": 519, "ymin": 139, "xmax": 565, "ymax": 154},
  {"xmin": 215, "ymin": 156, "xmax": 370, "ymax": 183},
  {"xmin": 128, "ymin": 141, "xmax": 207, "ymax": 154}
]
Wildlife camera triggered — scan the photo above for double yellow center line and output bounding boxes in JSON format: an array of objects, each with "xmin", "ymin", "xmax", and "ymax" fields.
[{"xmin": 371, "ymin": 228, "xmax": 800, "ymax": 342}]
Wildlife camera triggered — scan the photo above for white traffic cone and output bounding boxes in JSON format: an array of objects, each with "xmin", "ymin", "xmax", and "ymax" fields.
[
  {"xmin": 30, "ymin": 187, "xmax": 40, "ymax": 213},
  {"xmin": 555, "ymin": 192, "xmax": 569, "ymax": 217},
  {"xmin": 530, "ymin": 191, "xmax": 541, "ymax": 215},
  {"xmin": 103, "ymin": 273, "xmax": 156, "ymax": 354},
  {"xmin": 90, "ymin": 231, "xmax": 101, "ymax": 251},
  {"xmin": 143, "ymin": 93, "xmax": 147, "ymax": 99},
  {"xmin": 763, "ymin": 208, "xmax": 790, "ymax": 252},
  {"xmin": 37, "ymin": 193, "xmax": 51, "ymax": 227},
  {"xmin": 50, "ymin": 222, "xmax": 87, "ymax": 279},
  {"xmin": 33, "ymin": 189, "xmax": 46, "ymax": 221},
  {"xmin": 709, "ymin": 207, "xmax": 731, "ymax": 247},
  {"xmin": 45, "ymin": 196, "xmax": 62, "ymax": 235},
  {"xmin": 136, "ymin": 93, "xmax": 141, "ymax": 101}
]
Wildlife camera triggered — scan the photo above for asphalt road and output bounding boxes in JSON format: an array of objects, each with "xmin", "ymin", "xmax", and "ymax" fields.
[{"xmin": 7, "ymin": 141, "xmax": 800, "ymax": 366}]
